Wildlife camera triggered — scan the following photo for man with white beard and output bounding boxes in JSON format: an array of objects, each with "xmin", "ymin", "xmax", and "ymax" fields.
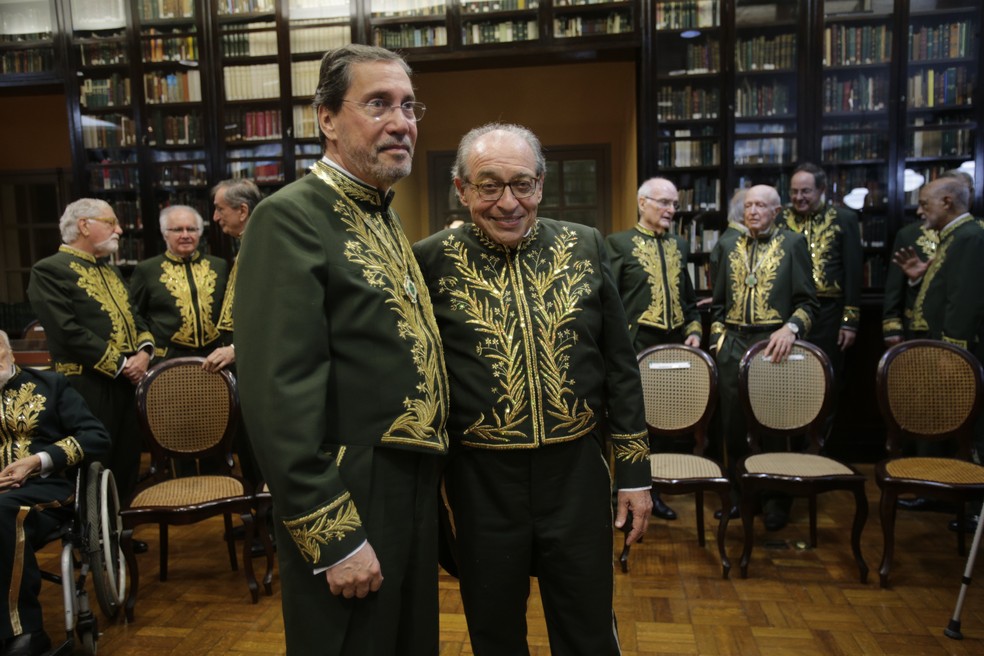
[{"xmin": 27, "ymin": 198, "xmax": 154, "ymax": 505}]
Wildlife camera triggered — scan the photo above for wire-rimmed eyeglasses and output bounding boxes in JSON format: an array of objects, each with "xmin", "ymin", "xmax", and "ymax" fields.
[
  {"xmin": 642, "ymin": 196, "xmax": 680, "ymax": 211},
  {"xmin": 463, "ymin": 177, "xmax": 540, "ymax": 202},
  {"xmin": 342, "ymin": 99, "xmax": 426, "ymax": 122}
]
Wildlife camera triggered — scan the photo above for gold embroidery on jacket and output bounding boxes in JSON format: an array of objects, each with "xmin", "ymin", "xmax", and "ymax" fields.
[
  {"xmin": 159, "ymin": 258, "xmax": 220, "ymax": 347},
  {"xmin": 439, "ymin": 227, "xmax": 596, "ymax": 446},
  {"xmin": 911, "ymin": 232, "xmax": 953, "ymax": 332},
  {"xmin": 784, "ymin": 207, "xmax": 840, "ymax": 295},
  {"xmin": 726, "ymin": 235, "xmax": 784, "ymax": 325},
  {"xmin": 915, "ymin": 229, "xmax": 939, "ymax": 258},
  {"xmin": 0, "ymin": 382, "xmax": 45, "ymax": 469},
  {"xmin": 632, "ymin": 235, "xmax": 685, "ymax": 330},
  {"xmin": 612, "ymin": 430, "xmax": 651, "ymax": 464},
  {"xmin": 312, "ymin": 162, "xmax": 448, "ymax": 452},
  {"xmin": 283, "ymin": 494, "xmax": 362, "ymax": 565},
  {"xmin": 217, "ymin": 256, "xmax": 237, "ymax": 332},
  {"xmin": 69, "ymin": 261, "xmax": 137, "ymax": 375},
  {"xmin": 55, "ymin": 436, "xmax": 83, "ymax": 467}
]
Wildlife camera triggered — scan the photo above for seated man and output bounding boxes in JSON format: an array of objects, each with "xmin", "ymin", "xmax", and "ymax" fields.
[{"xmin": 0, "ymin": 330, "xmax": 110, "ymax": 656}]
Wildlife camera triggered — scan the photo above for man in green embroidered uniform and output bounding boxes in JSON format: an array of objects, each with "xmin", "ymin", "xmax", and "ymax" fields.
[
  {"xmin": 414, "ymin": 123, "xmax": 652, "ymax": 656},
  {"xmin": 882, "ymin": 220, "xmax": 938, "ymax": 347},
  {"xmin": 0, "ymin": 329, "xmax": 110, "ymax": 656},
  {"xmin": 234, "ymin": 45, "xmax": 448, "ymax": 656},
  {"xmin": 204, "ymin": 178, "xmax": 262, "ymax": 374},
  {"xmin": 130, "ymin": 205, "xmax": 228, "ymax": 361},
  {"xmin": 27, "ymin": 198, "xmax": 154, "ymax": 503},
  {"xmin": 605, "ymin": 176, "xmax": 701, "ymax": 521},
  {"xmin": 710, "ymin": 184, "xmax": 818, "ymax": 530},
  {"xmin": 778, "ymin": 163, "xmax": 862, "ymax": 385}
]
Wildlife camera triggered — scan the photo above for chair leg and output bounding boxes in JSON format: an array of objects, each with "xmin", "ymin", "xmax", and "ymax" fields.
[
  {"xmin": 956, "ymin": 504, "xmax": 967, "ymax": 557},
  {"xmin": 159, "ymin": 523, "xmax": 168, "ymax": 582},
  {"xmin": 695, "ymin": 490, "xmax": 706, "ymax": 547},
  {"xmin": 258, "ymin": 512, "xmax": 275, "ymax": 596},
  {"xmin": 809, "ymin": 494, "xmax": 818, "ymax": 548},
  {"xmin": 225, "ymin": 513, "xmax": 238, "ymax": 571},
  {"xmin": 121, "ymin": 528, "xmax": 140, "ymax": 623},
  {"xmin": 850, "ymin": 482, "xmax": 869, "ymax": 584},
  {"xmin": 715, "ymin": 488, "xmax": 731, "ymax": 579},
  {"xmin": 739, "ymin": 484, "xmax": 756, "ymax": 578},
  {"xmin": 878, "ymin": 490, "xmax": 898, "ymax": 588},
  {"xmin": 241, "ymin": 511, "xmax": 259, "ymax": 603}
]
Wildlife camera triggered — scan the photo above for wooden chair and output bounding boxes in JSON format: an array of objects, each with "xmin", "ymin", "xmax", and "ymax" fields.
[
  {"xmin": 253, "ymin": 482, "xmax": 275, "ymax": 595},
  {"xmin": 736, "ymin": 340, "xmax": 868, "ymax": 582},
  {"xmin": 874, "ymin": 339, "xmax": 984, "ymax": 588},
  {"xmin": 619, "ymin": 344, "xmax": 731, "ymax": 578},
  {"xmin": 120, "ymin": 357, "xmax": 268, "ymax": 621}
]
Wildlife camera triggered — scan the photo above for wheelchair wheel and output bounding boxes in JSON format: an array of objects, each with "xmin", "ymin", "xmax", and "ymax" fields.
[{"xmin": 86, "ymin": 462, "xmax": 127, "ymax": 620}]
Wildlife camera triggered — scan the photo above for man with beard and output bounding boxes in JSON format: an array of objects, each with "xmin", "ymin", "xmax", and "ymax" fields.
[
  {"xmin": 27, "ymin": 198, "xmax": 154, "ymax": 506},
  {"xmin": 0, "ymin": 329, "xmax": 110, "ymax": 656},
  {"xmin": 234, "ymin": 45, "xmax": 449, "ymax": 655}
]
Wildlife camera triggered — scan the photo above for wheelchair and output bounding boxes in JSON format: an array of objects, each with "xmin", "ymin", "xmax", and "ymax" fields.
[{"xmin": 37, "ymin": 461, "xmax": 127, "ymax": 655}]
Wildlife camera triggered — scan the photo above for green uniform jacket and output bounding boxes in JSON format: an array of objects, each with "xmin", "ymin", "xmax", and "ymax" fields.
[
  {"xmin": 910, "ymin": 214, "xmax": 984, "ymax": 357},
  {"xmin": 709, "ymin": 221, "xmax": 749, "ymax": 285},
  {"xmin": 234, "ymin": 161, "xmax": 449, "ymax": 570},
  {"xmin": 27, "ymin": 246, "xmax": 154, "ymax": 378},
  {"xmin": 778, "ymin": 205, "xmax": 862, "ymax": 330},
  {"xmin": 217, "ymin": 253, "xmax": 237, "ymax": 335},
  {"xmin": 605, "ymin": 224, "xmax": 701, "ymax": 347},
  {"xmin": 882, "ymin": 221, "xmax": 938, "ymax": 340},
  {"xmin": 710, "ymin": 227, "xmax": 819, "ymax": 348},
  {"xmin": 413, "ymin": 219, "xmax": 651, "ymax": 490},
  {"xmin": 130, "ymin": 251, "xmax": 229, "ymax": 359},
  {"xmin": 1, "ymin": 365, "xmax": 110, "ymax": 472}
]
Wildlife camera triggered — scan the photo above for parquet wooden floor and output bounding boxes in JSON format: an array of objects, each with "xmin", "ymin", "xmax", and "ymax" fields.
[{"xmin": 36, "ymin": 465, "xmax": 984, "ymax": 655}]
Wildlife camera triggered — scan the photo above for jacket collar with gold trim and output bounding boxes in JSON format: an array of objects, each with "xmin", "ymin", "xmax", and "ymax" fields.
[
  {"xmin": 163, "ymin": 250, "xmax": 201, "ymax": 264},
  {"xmin": 315, "ymin": 158, "xmax": 396, "ymax": 211},
  {"xmin": 59, "ymin": 244, "xmax": 98, "ymax": 264},
  {"xmin": 474, "ymin": 218, "xmax": 541, "ymax": 253},
  {"xmin": 939, "ymin": 212, "xmax": 973, "ymax": 239},
  {"xmin": 633, "ymin": 223, "xmax": 669, "ymax": 239}
]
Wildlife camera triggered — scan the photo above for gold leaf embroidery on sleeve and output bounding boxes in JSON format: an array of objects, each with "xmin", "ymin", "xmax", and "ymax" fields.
[{"xmin": 282, "ymin": 495, "xmax": 362, "ymax": 564}]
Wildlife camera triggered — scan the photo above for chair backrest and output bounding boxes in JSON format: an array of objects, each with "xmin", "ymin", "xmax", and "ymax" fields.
[
  {"xmin": 637, "ymin": 343, "xmax": 718, "ymax": 455},
  {"xmin": 22, "ymin": 318, "xmax": 46, "ymax": 345},
  {"xmin": 136, "ymin": 357, "xmax": 239, "ymax": 475},
  {"xmin": 877, "ymin": 339, "xmax": 984, "ymax": 459},
  {"xmin": 739, "ymin": 340, "xmax": 832, "ymax": 453}
]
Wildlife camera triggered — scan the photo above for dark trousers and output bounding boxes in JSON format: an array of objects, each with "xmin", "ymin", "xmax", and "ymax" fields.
[
  {"xmin": 273, "ymin": 447, "xmax": 442, "ymax": 656},
  {"xmin": 66, "ymin": 372, "xmax": 141, "ymax": 502},
  {"xmin": 446, "ymin": 437, "xmax": 621, "ymax": 656},
  {"xmin": 0, "ymin": 477, "xmax": 73, "ymax": 640}
]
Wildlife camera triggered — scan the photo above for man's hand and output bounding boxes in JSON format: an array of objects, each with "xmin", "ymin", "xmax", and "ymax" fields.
[
  {"xmin": 0, "ymin": 455, "xmax": 41, "ymax": 490},
  {"xmin": 122, "ymin": 350, "xmax": 151, "ymax": 384},
  {"xmin": 203, "ymin": 345, "xmax": 235, "ymax": 373},
  {"xmin": 892, "ymin": 246, "xmax": 930, "ymax": 282},
  {"xmin": 837, "ymin": 328, "xmax": 856, "ymax": 351},
  {"xmin": 325, "ymin": 542, "xmax": 383, "ymax": 599},
  {"xmin": 614, "ymin": 489, "xmax": 652, "ymax": 546},
  {"xmin": 684, "ymin": 334, "xmax": 702, "ymax": 348},
  {"xmin": 763, "ymin": 325, "xmax": 797, "ymax": 363}
]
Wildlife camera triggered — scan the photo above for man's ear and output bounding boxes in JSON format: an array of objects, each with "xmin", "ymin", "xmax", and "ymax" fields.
[
  {"xmin": 318, "ymin": 105, "xmax": 335, "ymax": 143},
  {"xmin": 453, "ymin": 178, "xmax": 468, "ymax": 206}
]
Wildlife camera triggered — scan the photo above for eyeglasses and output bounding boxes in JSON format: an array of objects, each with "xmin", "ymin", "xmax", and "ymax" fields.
[
  {"xmin": 166, "ymin": 227, "xmax": 201, "ymax": 234},
  {"xmin": 642, "ymin": 196, "xmax": 679, "ymax": 210},
  {"xmin": 86, "ymin": 216, "xmax": 120, "ymax": 227},
  {"xmin": 342, "ymin": 99, "xmax": 426, "ymax": 122},
  {"xmin": 463, "ymin": 177, "xmax": 539, "ymax": 202}
]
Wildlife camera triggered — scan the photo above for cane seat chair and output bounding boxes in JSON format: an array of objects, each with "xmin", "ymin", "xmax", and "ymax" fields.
[
  {"xmin": 120, "ymin": 357, "xmax": 268, "ymax": 621},
  {"xmin": 619, "ymin": 344, "xmax": 731, "ymax": 577},
  {"xmin": 736, "ymin": 340, "xmax": 868, "ymax": 582},
  {"xmin": 875, "ymin": 340, "xmax": 984, "ymax": 588}
]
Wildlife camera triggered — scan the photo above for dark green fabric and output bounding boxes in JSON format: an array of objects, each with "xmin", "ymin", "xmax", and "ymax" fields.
[
  {"xmin": 605, "ymin": 224, "xmax": 701, "ymax": 349},
  {"xmin": 130, "ymin": 251, "xmax": 229, "ymax": 360},
  {"xmin": 882, "ymin": 221, "xmax": 938, "ymax": 340}
]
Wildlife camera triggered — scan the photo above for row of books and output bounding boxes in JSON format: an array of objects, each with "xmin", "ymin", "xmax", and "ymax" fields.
[
  {"xmin": 858, "ymin": 217, "xmax": 887, "ymax": 248},
  {"xmin": 216, "ymin": 0, "xmax": 275, "ymax": 15},
  {"xmin": 821, "ymin": 133, "xmax": 886, "ymax": 161},
  {"xmin": 372, "ymin": 25, "xmax": 448, "ymax": 48},
  {"xmin": 81, "ymin": 74, "xmax": 132, "ymax": 108},
  {"xmin": 908, "ymin": 21, "xmax": 972, "ymax": 62},
  {"xmin": 461, "ymin": 20, "xmax": 537, "ymax": 44},
  {"xmin": 461, "ymin": 0, "xmax": 538, "ymax": 13},
  {"xmin": 224, "ymin": 63, "xmax": 280, "ymax": 100},
  {"xmin": 0, "ymin": 48, "xmax": 52, "ymax": 74},
  {"xmin": 91, "ymin": 164, "xmax": 138, "ymax": 191},
  {"xmin": 553, "ymin": 12, "xmax": 632, "ymax": 38},
  {"xmin": 823, "ymin": 73, "xmax": 888, "ymax": 113},
  {"xmin": 735, "ymin": 81, "xmax": 791, "ymax": 119},
  {"xmin": 686, "ymin": 261, "xmax": 711, "ymax": 291},
  {"xmin": 656, "ymin": 139, "xmax": 720, "ymax": 168},
  {"xmin": 655, "ymin": 86, "xmax": 719, "ymax": 121},
  {"xmin": 734, "ymin": 33, "xmax": 795, "ymax": 73},
  {"xmin": 224, "ymin": 109, "xmax": 283, "ymax": 142},
  {"xmin": 158, "ymin": 162, "xmax": 208, "ymax": 187},
  {"xmin": 861, "ymin": 255, "xmax": 886, "ymax": 288},
  {"xmin": 141, "ymin": 32, "xmax": 198, "ymax": 63},
  {"xmin": 293, "ymin": 105, "xmax": 319, "ymax": 139},
  {"xmin": 139, "ymin": 0, "xmax": 195, "ymax": 21},
  {"xmin": 654, "ymin": 0, "xmax": 718, "ymax": 31},
  {"xmin": 144, "ymin": 70, "xmax": 203, "ymax": 103},
  {"xmin": 110, "ymin": 236, "xmax": 147, "ymax": 267},
  {"xmin": 823, "ymin": 24, "xmax": 892, "ymax": 67},
  {"xmin": 675, "ymin": 180, "xmax": 720, "ymax": 212},
  {"xmin": 82, "ymin": 114, "xmax": 137, "ymax": 148},
  {"xmin": 907, "ymin": 127, "xmax": 972, "ymax": 159},
  {"xmin": 0, "ymin": 32, "xmax": 50, "ymax": 44},
  {"xmin": 148, "ymin": 112, "xmax": 204, "ymax": 146},
  {"xmin": 675, "ymin": 221, "xmax": 720, "ymax": 255},
  {"xmin": 369, "ymin": 0, "xmax": 446, "ymax": 19},
  {"xmin": 105, "ymin": 200, "xmax": 142, "ymax": 231},
  {"xmin": 902, "ymin": 165, "xmax": 955, "ymax": 206},
  {"xmin": 227, "ymin": 161, "xmax": 283, "ymax": 184},
  {"xmin": 733, "ymin": 136, "xmax": 795, "ymax": 165},
  {"xmin": 291, "ymin": 60, "xmax": 320, "ymax": 98},
  {"xmin": 221, "ymin": 24, "xmax": 278, "ymax": 57},
  {"xmin": 290, "ymin": 24, "xmax": 352, "ymax": 54},
  {"xmin": 906, "ymin": 66, "xmax": 972, "ymax": 109},
  {"xmin": 78, "ymin": 40, "xmax": 127, "ymax": 66}
]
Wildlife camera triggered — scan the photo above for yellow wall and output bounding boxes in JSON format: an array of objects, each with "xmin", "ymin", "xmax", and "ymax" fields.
[
  {"xmin": 393, "ymin": 60, "xmax": 638, "ymax": 242},
  {"xmin": 0, "ymin": 93, "xmax": 72, "ymax": 171}
]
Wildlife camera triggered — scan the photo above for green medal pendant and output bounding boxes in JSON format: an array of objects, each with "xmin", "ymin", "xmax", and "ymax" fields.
[
  {"xmin": 745, "ymin": 274, "xmax": 757, "ymax": 286},
  {"xmin": 404, "ymin": 274, "xmax": 418, "ymax": 303}
]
